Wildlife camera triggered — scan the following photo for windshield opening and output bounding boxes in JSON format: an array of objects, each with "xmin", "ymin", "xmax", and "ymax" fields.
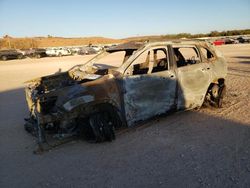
[
  {"xmin": 92, "ymin": 51, "xmax": 126, "ymax": 70},
  {"xmin": 69, "ymin": 50, "xmax": 126, "ymax": 72}
]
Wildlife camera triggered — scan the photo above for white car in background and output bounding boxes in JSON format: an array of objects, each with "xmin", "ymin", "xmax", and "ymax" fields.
[
  {"xmin": 90, "ymin": 45, "xmax": 103, "ymax": 52},
  {"xmin": 46, "ymin": 47, "xmax": 71, "ymax": 57},
  {"xmin": 70, "ymin": 47, "xmax": 82, "ymax": 55}
]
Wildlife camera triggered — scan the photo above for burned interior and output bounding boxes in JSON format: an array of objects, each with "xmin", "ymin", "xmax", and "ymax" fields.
[{"xmin": 24, "ymin": 40, "xmax": 227, "ymax": 153}]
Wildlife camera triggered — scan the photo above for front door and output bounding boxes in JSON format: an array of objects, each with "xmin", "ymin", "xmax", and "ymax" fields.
[{"xmin": 122, "ymin": 47, "xmax": 177, "ymax": 126}]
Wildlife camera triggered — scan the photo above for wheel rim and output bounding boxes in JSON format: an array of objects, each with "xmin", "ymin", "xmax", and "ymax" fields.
[
  {"xmin": 211, "ymin": 85, "xmax": 219, "ymax": 99},
  {"xmin": 85, "ymin": 112, "xmax": 115, "ymax": 142}
]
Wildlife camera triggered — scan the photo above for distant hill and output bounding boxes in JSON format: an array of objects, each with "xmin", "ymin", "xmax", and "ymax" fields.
[
  {"xmin": 0, "ymin": 36, "xmax": 125, "ymax": 49},
  {"xmin": 124, "ymin": 29, "xmax": 250, "ymax": 42}
]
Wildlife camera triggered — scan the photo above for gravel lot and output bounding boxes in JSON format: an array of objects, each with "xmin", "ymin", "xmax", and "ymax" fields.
[{"xmin": 0, "ymin": 44, "xmax": 250, "ymax": 188}]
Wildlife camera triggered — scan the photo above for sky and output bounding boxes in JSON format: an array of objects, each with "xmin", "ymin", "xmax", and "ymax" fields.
[{"xmin": 0, "ymin": 0, "xmax": 250, "ymax": 38}]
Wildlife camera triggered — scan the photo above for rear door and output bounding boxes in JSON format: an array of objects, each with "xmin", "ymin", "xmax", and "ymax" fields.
[{"xmin": 171, "ymin": 45, "xmax": 212, "ymax": 109}]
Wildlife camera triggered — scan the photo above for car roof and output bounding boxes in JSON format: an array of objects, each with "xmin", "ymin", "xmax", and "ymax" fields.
[
  {"xmin": 144, "ymin": 39, "xmax": 210, "ymax": 47},
  {"xmin": 107, "ymin": 40, "xmax": 210, "ymax": 52},
  {"xmin": 106, "ymin": 41, "xmax": 144, "ymax": 52}
]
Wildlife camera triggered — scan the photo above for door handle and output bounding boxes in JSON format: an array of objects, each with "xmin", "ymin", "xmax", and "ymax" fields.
[{"xmin": 207, "ymin": 67, "xmax": 210, "ymax": 70}]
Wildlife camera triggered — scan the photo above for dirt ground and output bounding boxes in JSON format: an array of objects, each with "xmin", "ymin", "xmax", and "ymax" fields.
[{"xmin": 0, "ymin": 44, "xmax": 250, "ymax": 188}]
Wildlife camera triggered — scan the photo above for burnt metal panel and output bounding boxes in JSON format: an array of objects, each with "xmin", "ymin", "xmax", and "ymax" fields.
[{"xmin": 122, "ymin": 70, "xmax": 177, "ymax": 126}]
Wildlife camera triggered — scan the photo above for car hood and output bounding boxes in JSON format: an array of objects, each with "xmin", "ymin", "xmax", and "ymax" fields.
[{"xmin": 25, "ymin": 70, "xmax": 103, "ymax": 96}]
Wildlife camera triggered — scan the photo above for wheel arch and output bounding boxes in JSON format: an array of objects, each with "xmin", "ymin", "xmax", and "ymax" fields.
[
  {"xmin": 68, "ymin": 99, "xmax": 126, "ymax": 128},
  {"xmin": 211, "ymin": 78, "xmax": 225, "ymax": 85},
  {"xmin": 203, "ymin": 77, "xmax": 226, "ymax": 107}
]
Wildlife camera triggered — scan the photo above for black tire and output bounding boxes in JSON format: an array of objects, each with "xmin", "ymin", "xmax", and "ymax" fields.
[
  {"xmin": 79, "ymin": 108, "xmax": 117, "ymax": 143},
  {"xmin": 36, "ymin": 54, "xmax": 41, "ymax": 58},
  {"xmin": 17, "ymin": 54, "xmax": 23, "ymax": 59},
  {"xmin": 211, "ymin": 84, "xmax": 226, "ymax": 108},
  {"xmin": 1, "ymin": 55, "xmax": 7, "ymax": 61},
  {"xmin": 89, "ymin": 113, "xmax": 115, "ymax": 142},
  {"xmin": 217, "ymin": 85, "xmax": 226, "ymax": 108}
]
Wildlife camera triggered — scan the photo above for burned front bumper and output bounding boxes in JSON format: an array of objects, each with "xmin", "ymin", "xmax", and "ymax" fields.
[
  {"xmin": 25, "ymin": 86, "xmax": 61, "ymax": 124},
  {"xmin": 25, "ymin": 86, "xmax": 59, "ymax": 150}
]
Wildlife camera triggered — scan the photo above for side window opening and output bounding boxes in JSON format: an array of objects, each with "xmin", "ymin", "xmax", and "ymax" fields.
[
  {"xmin": 173, "ymin": 47, "xmax": 201, "ymax": 68},
  {"xmin": 132, "ymin": 51, "xmax": 150, "ymax": 75},
  {"xmin": 126, "ymin": 48, "xmax": 169, "ymax": 76},
  {"xmin": 200, "ymin": 47, "xmax": 214, "ymax": 60},
  {"xmin": 94, "ymin": 51, "xmax": 126, "ymax": 69},
  {"xmin": 151, "ymin": 49, "xmax": 168, "ymax": 73}
]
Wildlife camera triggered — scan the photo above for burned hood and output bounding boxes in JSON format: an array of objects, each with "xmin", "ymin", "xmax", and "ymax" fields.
[{"xmin": 25, "ymin": 70, "xmax": 103, "ymax": 96}]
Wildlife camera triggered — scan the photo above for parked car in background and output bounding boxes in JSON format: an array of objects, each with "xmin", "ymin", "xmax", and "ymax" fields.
[
  {"xmin": 213, "ymin": 39, "xmax": 225, "ymax": 46},
  {"xmin": 224, "ymin": 38, "xmax": 236, "ymax": 44},
  {"xmin": 78, "ymin": 46, "xmax": 97, "ymax": 55},
  {"xmin": 25, "ymin": 48, "xmax": 47, "ymax": 58},
  {"xmin": 90, "ymin": 45, "xmax": 103, "ymax": 52},
  {"xmin": 0, "ymin": 49, "xmax": 24, "ymax": 61},
  {"xmin": 237, "ymin": 36, "xmax": 250, "ymax": 43},
  {"xmin": 70, "ymin": 47, "xmax": 82, "ymax": 55},
  {"xmin": 46, "ymin": 47, "xmax": 71, "ymax": 57}
]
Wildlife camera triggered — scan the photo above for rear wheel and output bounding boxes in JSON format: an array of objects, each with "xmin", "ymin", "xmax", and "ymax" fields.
[
  {"xmin": 1, "ymin": 55, "xmax": 7, "ymax": 61},
  {"xmin": 208, "ymin": 83, "xmax": 226, "ymax": 108},
  {"xmin": 214, "ymin": 84, "xmax": 226, "ymax": 108}
]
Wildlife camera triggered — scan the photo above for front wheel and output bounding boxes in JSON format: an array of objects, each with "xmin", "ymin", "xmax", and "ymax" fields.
[
  {"xmin": 79, "ymin": 112, "xmax": 116, "ymax": 143},
  {"xmin": 88, "ymin": 113, "xmax": 115, "ymax": 142}
]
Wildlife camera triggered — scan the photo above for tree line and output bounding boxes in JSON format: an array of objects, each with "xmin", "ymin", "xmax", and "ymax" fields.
[
  {"xmin": 127, "ymin": 29, "xmax": 250, "ymax": 41},
  {"xmin": 1, "ymin": 29, "xmax": 250, "ymax": 49}
]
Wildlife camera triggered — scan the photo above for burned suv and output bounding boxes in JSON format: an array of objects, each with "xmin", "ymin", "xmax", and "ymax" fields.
[{"xmin": 24, "ymin": 41, "xmax": 227, "ymax": 151}]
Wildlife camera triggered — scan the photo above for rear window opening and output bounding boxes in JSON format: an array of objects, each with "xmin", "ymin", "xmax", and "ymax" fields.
[
  {"xmin": 173, "ymin": 47, "xmax": 201, "ymax": 67},
  {"xmin": 200, "ymin": 47, "xmax": 214, "ymax": 60}
]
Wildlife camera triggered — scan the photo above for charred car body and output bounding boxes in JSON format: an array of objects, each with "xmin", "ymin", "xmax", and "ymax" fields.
[{"xmin": 24, "ymin": 40, "xmax": 227, "ymax": 151}]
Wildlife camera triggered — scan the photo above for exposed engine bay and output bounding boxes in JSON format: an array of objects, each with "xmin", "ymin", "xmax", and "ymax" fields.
[{"xmin": 24, "ymin": 45, "xmax": 138, "ymax": 153}]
